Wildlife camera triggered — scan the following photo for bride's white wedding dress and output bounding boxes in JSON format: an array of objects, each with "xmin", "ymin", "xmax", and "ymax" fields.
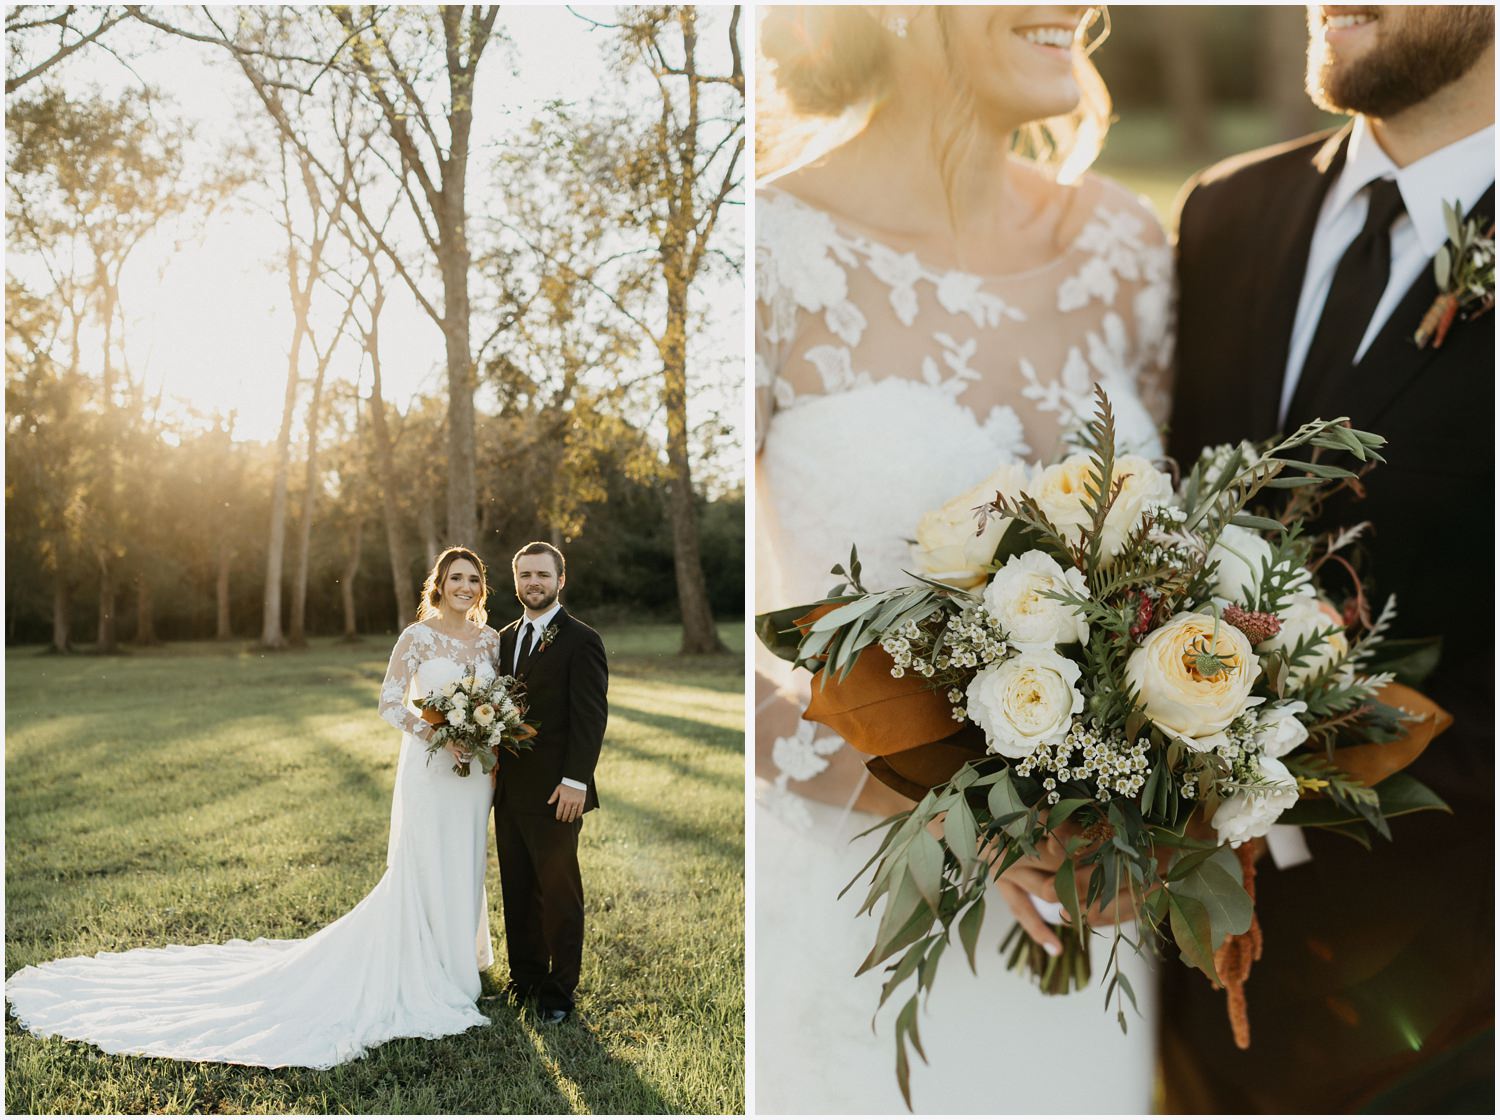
[
  {"xmin": 755, "ymin": 178, "xmax": 1172, "ymax": 1113},
  {"xmin": 6, "ymin": 622, "xmax": 497, "ymax": 1068}
]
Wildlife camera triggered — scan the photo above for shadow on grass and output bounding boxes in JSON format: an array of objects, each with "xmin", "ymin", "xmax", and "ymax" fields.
[
  {"xmin": 607, "ymin": 703, "xmax": 741, "ymax": 751},
  {"xmin": 602, "ymin": 732, "xmax": 741, "ymax": 793},
  {"xmin": 603, "ymin": 794, "xmax": 743, "ymax": 865},
  {"xmin": 529, "ymin": 1008, "xmax": 673, "ymax": 1115}
]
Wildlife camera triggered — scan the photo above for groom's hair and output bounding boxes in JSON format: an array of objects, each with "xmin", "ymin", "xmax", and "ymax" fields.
[{"xmin": 512, "ymin": 541, "xmax": 566, "ymax": 578}]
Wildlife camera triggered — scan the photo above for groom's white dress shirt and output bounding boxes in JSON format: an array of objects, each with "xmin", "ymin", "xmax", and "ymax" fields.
[
  {"xmin": 1279, "ymin": 117, "xmax": 1496, "ymax": 424},
  {"xmin": 514, "ymin": 602, "xmax": 587, "ymax": 794}
]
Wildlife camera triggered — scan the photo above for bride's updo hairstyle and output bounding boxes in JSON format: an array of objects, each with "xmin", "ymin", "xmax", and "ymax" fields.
[
  {"xmin": 758, "ymin": 6, "xmax": 1113, "ymax": 193},
  {"xmin": 417, "ymin": 546, "xmax": 489, "ymax": 626}
]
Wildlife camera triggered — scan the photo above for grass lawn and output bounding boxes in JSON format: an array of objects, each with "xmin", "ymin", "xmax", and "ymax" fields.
[{"xmin": 4, "ymin": 622, "xmax": 745, "ymax": 1115}]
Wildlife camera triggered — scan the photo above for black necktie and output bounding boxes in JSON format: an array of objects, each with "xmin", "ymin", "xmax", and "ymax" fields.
[
  {"xmin": 1286, "ymin": 177, "xmax": 1406, "ymax": 427},
  {"xmin": 516, "ymin": 622, "xmax": 535, "ymax": 676}
]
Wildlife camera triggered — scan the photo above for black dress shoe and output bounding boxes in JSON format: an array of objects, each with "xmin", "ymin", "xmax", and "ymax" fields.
[
  {"xmin": 502, "ymin": 980, "xmax": 537, "ymax": 1006},
  {"xmin": 537, "ymin": 1006, "xmax": 569, "ymax": 1025}
]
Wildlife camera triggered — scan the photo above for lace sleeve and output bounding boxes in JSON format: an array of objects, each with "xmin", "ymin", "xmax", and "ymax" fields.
[
  {"xmin": 379, "ymin": 626, "xmax": 432, "ymax": 739},
  {"xmin": 755, "ymin": 242, "xmax": 793, "ymax": 453}
]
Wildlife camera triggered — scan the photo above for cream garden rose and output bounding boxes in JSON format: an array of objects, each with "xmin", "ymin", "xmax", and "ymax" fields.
[
  {"xmin": 1207, "ymin": 524, "xmax": 1274, "ymax": 604},
  {"xmin": 1126, "ymin": 612, "xmax": 1261, "ymax": 746},
  {"xmin": 1032, "ymin": 453, "xmax": 1173, "ymax": 558},
  {"xmin": 1211, "ymin": 754, "xmax": 1299, "ymax": 846},
  {"xmin": 472, "ymin": 702, "xmax": 496, "ymax": 728},
  {"xmin": 1261, "ymin": 594, "xmax": 1348, "ymax": 686},
  {"xmin": 910, "ymin": 463, "xmax": 1033, "ymax": 588},
  {"xmin": 965, "ymin": 648, "xmax": 1084, "ymax": 758},
  {"xmin": 982, "ymin": 550, "xmax": 1089, "ymax": 651},
  {"xmin": 1254, "ymin": 700, "xmax": 1310, "ymax": 759}
]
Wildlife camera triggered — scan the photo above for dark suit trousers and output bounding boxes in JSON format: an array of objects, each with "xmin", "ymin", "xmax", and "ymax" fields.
[{"xmin": 494, "ymin": 810, "xmax": 585, "ymax": 1008}]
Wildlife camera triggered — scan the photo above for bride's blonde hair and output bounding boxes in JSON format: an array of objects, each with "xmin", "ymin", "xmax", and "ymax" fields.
[
  {"xmin": 416, "ymin": 546, "xmax": 489, "ymax": 626},
  {"xmin": 757, "ymin": 6, "xmax": 1113, "ymax": 199}
]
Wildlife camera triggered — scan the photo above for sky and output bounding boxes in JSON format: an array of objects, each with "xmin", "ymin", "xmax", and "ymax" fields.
[{"xmin": 9, "ymin": 6, "xmax": 744, "ymax": 473}]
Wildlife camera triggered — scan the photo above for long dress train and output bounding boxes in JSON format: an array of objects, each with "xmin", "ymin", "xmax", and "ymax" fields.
[{"xmin": 5, "ymin": 623, "xmax": 497, "ymax": 1068}]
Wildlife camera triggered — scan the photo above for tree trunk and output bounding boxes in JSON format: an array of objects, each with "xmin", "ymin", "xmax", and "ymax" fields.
[
  {"xmin": 51, "ymin": 570, "xmax": 71, "ymax": 654},
  {"xmin": 660, "ymin": 275, "xmax": 725, "ymax": 655},
  {"xmin": 417, "ymin": 502, "xmax": 439, "ymax": 575},
  {"xmin": 1158, "ymin": 7, "xmax": 1211, "ymax": 159},
  {"xmin": 133, "ymin": 575, "xmax": 157, "ymax": 645},
  {"xmin": 288, "ymin": 360, "xmax": 329, "ymax": 648},
  {"xmin": 340, "ymin": 519, "xmax": 363, "ymax": 641},
  {"xmin": 1263, "ymin": 7, "xmax": 1325, "ymax": 141},
  {"xmin": 365, "ymin": 315, "xmax": 415, "ymax": 627},
  {"xmin": 440, "ymin": 238, "xmax": 478, "ymax": 546},
  {"xmin": 216, "ymin": 539, "xmax": 233, "ymax": 640},
  {"xmin": 96, "ymin": 280, "xmax": 119, "ymax": 653},
  {"xmin": 260, "ymin": 318, "xmax": 305, "ymax": 649}
]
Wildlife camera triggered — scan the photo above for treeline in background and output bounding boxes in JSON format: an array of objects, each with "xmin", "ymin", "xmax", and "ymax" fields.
[{"xmin": 5, "ymin": 6, "xmax": 745, "ymax": 655}]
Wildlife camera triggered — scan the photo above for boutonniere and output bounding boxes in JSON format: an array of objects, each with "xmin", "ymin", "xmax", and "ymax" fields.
[
  {"xmin": 1414, "ymin": 199, "xmax": 1494, "ymax": 349},
  {"xmin": 536, "ymin": 624, "xmax": 560, "ymax": 654}
]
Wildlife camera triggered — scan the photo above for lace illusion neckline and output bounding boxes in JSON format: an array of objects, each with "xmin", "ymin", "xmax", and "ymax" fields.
[
  {"xmin": 415, "ymin": 621, "xmax": 490, "ymax": 645},
  {"xmin": 760, "ymin": 185, "xmax": 1096, "ymax": 283}
]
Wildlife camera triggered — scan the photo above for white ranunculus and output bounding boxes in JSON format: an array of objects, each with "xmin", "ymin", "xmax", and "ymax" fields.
[
  {"xmin": 910, "ymin": 463, "xmax": 1034, "ymax": 588},
  {"xmin": 1125, "ymin": 612, "xmax": 1262, "ymax": 746},
  {"xmin": 472, "ymin": 702, "xmax": 496, "ymax": 728},
  {"xmin": 982, "ymin": 550, "xmax": 1090, "ymax": 651},
  {"xmin": 1262, "ymin": 594, "xmax": 1349, "ymax": 687},
  {"xmin": 1032, "ymin": 453, "xmax": 1174, "ymax": 558},
  {"xmin": 1255, "ymin": 700, "xmax": 1310, "ymax": 759},
  {"xmin": 1207, "ymin": 524, "xmax": 1275, "ymax": 605},
  {"xmin": 965, "ymin": 649, "xmax": 1084, "ymax": 758},
  {"xmin": 1212, "ymin": 754, "xmax": 1299, "ymax": 846}
]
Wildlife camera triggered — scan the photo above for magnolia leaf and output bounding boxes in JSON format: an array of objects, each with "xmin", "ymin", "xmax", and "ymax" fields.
[{"xmin": 1168, "ymin": 890, "xmax": 1220, "ymax": 983}]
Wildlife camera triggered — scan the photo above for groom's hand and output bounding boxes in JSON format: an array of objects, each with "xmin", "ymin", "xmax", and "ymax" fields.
[{"xmin": 547, "ymin": 783, "xmax": 585, "ymax": 823}]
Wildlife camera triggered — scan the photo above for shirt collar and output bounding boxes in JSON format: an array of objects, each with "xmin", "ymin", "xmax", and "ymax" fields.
[
  {"xmin": 1332, "ymin": 116, "xmax": 1496, "ymax": 257},
  {"xmin": 521, "ymin": 602, "xmax": 562, "ymax": 634}
]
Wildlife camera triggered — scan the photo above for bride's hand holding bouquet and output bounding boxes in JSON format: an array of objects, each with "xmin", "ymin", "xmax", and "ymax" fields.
[{"xmin": 757, "ymin": 386, "xmax": 1452, "ymax": 1106}]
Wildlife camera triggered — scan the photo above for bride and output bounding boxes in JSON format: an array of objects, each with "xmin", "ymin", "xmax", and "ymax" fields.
[
  {"xmin": 6, "ymin": 547, "xmax": 500, "ymax": 1067},
  {"xmin": 755, "ymin": 5, "xmax": 1171, "ymax": 1112}
]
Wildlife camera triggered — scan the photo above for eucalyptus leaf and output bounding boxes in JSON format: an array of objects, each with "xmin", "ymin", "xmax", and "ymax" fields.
[
  {"xmin": 1171, "ymin": 852, "xmax": 1253, "ymax": 940},
  {"xmin": 943, "ymin": 797, "xmax": 979, "ymax": 874},
  {"xmin": 906, "ymin": 831, "xmax": 945, "ymax": 913},
  {"xmin": 1167, "ymin": 890, "xmax": 1220, "ymax": 983},
  {"xmin": 958, "ymin": 895, "xmax": 986, "ymax": 972}
]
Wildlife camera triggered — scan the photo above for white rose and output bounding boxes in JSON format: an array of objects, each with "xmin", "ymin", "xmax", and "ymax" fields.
[
  {"xmin": 1032, "ymin": 453, "xmax": 1173, "ymax": 558},
  {"xmin": 447, "ymin": 707, "xmax": 469, "ymax": 728},
  {"xmin": 472, "ymin": 702, "xmax": 496, "ymax": 728},
  {"xmin": 441, "ymin": 681, "xmax": 458, "ymax": 698},
  {"xmin": 1262, "ymin": 594, "xmax": 1349, "ymax": 687},
  {"xmin": 965, "ymin": 649, "xmax": 1084, "ymax": 758},
  {"xmin": 1212, "ymin": 754, "xmax": 1299, "ymax": 846},
  {"xmin": 1255, "ymin": 700, "xmax": 1309, "ymax": 759},
  {"xmin": 982, "ymin": 550, "xmax": 1089, "ymax": 651},
  {"xmin": 1125, "ymin": 612, "xmax": 1262, "ymax": 746},
  {"xmin": 1207, "ymin": 524, "xmax": 1275, "ymax": 605},
  {"xmin": 910, "ymin": 463, "xmax": 1034, "ymax": 588}
]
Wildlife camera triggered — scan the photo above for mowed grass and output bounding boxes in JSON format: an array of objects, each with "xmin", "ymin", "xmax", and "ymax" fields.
[{"xmin": 4, "ymin": 622, "xmax": 745, "ymax": 1115}]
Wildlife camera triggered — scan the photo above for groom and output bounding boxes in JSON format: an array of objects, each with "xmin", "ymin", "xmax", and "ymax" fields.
[
  {"xmin": 493, "ymin": 541, "xmax": 609, "ymax": 1024},
  {"xmin": 1167, "ymin": 5, "xmax": 1494, "ymax": 1111}
]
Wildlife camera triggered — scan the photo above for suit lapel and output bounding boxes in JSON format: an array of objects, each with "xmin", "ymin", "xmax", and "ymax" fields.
[
  {"xmin": 526, "ymin": 607, "xmax": 570, "ymax": 674},
  {"xmin": 1249, "ymin": 126, "xmax": 1350, "ymax": 437},
  {"xmin": 500, "ymin": 621, "xmax": 519, "ymax": 677},
  {"xmin": 1315, "ymin": 182, "xmax": 1496, "ymax": 428}
]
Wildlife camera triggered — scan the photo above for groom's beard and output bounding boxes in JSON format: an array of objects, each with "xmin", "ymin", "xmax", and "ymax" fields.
[
  {"xmin": 519, "ymin": 589, "xmax": 559, "ymax": 613},
  {"xmin": 1306, "ymin": 6, "xmax": 1495, "ymax": 118}
]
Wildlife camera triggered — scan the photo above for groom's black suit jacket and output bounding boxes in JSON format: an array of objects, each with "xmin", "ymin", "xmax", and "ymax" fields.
[
  {"xmin": 495, "ymin": 606, "xmax": 609, "ymax": 814},
  {"xmin": 1165, "ymin": 126, "xmax": 1495, "ymax": 1112}
]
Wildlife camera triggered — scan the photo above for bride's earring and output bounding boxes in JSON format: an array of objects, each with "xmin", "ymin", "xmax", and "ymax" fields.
[{"xmin": 888, "ymin": 15, "xmax": 909, "ymax": 38}]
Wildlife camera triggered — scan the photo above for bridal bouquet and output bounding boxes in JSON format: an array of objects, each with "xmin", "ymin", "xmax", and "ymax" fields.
[
  {"xmin": 756, "ymin": 388, "xmax": 1450, "ymax": 1105},
  {"xmin": 420, "ymin": 669, "xmax": 536, "ymax": 777}
]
